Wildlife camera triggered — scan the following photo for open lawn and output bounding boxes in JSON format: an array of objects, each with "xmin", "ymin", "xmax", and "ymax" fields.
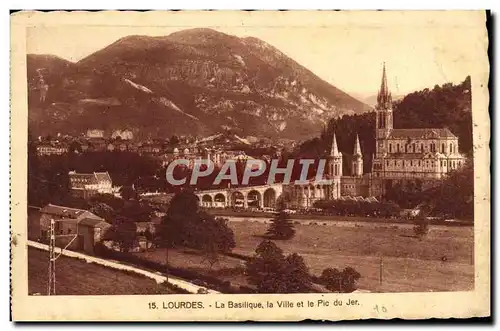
[
  {"xmin": 133, "ymin": 247, "xmax": 250, "ymax": 289},
  {"xmin": 133, "ymin": 220, "xmax": 473, "ymax": 293},
  {"xmin": 230, "ymin": 220, "xmax": 474, "ymax": 292},
  {"xmin": 28, "ymin": 247, "xmax": 177, "ymax": 295}
]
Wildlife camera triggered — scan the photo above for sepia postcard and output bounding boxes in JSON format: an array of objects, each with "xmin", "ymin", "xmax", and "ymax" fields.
[{"xmin": 10, "ymin": 10, "xmax": 490, "ymax": 321}]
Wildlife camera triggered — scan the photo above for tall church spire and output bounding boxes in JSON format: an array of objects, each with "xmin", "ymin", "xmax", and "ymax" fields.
[
  {"xmin": 330, "ymin": 132, "xmax": 340, "ymax": 156},
  {"xmin": 377, "ymin": 62, "xmax": 392, "ymax": 109},
  {"xmin": 353, "ymin": 134, "xmax": 361, "ymax": 156}
]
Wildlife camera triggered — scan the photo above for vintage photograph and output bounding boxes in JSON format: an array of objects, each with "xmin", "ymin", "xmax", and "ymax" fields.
[{"xmin": 11, "ymin": 10, "xmax": 489, "ymax": 321}]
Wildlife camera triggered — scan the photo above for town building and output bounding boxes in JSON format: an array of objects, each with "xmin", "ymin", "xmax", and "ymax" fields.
[
  {"xmin": 68, "ymin": 171, "xmax": 113, "ymax": 199},
  {"xmin": 86, "ymin": 129, "xmax": 105, "ymax": 139},
  {"xmin": 38, "ymin": 204, "xmax": 111, "ymax": 254},
  {"xmin": 36, "ymin": 143, "xmax": 68, "ymax": 156},
  {"xmin": 111, "ymin": 129, "xmax": 134, "ymax": 140}
]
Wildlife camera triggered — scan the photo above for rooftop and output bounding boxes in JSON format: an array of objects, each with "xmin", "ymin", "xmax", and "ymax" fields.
[
  {"xmin": 40, "ymin": 204, "xmax": 103, "ymax": 221},
  {"xmin": 388, "ymin": 128, "xmax": 457, "ymax": 139}
]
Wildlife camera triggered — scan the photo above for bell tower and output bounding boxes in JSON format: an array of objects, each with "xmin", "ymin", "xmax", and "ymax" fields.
[
  {"xmin": 352, "ymin": 134, "xmax": 363, "ymax": 177},
  {"xmin": 327, "ymin": 132, "xmax": 342, "ymax": 199},
  {"xmin": 375, "ymin": 62, "xmax": 393, "ymax": 156}
]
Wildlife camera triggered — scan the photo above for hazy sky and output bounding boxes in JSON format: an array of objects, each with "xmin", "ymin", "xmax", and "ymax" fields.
[{"xmin": 26, "ymin": 13, "xmax": 481, "ymax": 97}]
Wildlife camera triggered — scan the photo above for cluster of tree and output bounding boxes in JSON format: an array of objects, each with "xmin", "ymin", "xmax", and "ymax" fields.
[
  {"xmin": 416, "ymin": 160, "xmax": 474, "ymax": 219},
  {"xmin": 313, "ymin": 199, "xmax": 401, "ymax": 218},
  {"xmin": 319, "ymin": 267, "xmax": 361, "ymax": 293},
  {"xmin": 393, "ymin": 76, "xmax": 472, "ymax": 155},
  {"xmin": 245, "ymin": 240, "xmax": 312, "ymax": 293},
  {"xmin": 295, "ymin": 112, "xmax": 376, "ymax": 174},
  {"xmin": 384, "ymin": 179, "xmax": 425, "ymax": 209},
  {"xmin": 159, "ymin": 191, "xmax": 236, "ymax": 266}
]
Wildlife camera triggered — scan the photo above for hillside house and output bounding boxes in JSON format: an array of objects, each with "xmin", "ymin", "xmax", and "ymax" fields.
[
  {"xmin": 68, "ymin": 171, "xmax": 113, "ymax": 199},
  {"xmin": 38, "ymin": 204, "xmax": 111, "ymax": 254}
]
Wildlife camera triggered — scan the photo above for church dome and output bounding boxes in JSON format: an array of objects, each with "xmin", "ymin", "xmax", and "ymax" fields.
[{"xmin": 173, "ymin": 147, "xmax": 179, "ymax": 154}]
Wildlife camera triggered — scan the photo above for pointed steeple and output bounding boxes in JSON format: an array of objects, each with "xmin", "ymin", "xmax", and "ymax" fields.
[
  {"xmin": 377, "ymin": 62, "xmax": 392, "ymax": 109},
  {"xmin": 330, "ymin": 132, "xmax": 340, "ymax": 157},
  {"xmin": 353, "ymin": 134, "xmax": 362, "ymax": 156}
]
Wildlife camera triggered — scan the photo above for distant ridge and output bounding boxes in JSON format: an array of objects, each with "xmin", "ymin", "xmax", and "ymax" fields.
[{"xmin": 27, "ymin": 28, "xmax": 371, "ymax": 140}]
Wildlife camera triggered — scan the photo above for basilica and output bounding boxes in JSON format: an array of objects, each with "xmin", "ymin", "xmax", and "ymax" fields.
[{"xmin": 324, "ymin": 63, "xmax": 466, "ymax": 201}]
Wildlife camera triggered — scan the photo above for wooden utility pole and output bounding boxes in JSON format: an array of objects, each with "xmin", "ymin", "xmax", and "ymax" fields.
[
  {"xmin": 379, "ymin": 257, "xmax": 383, "ymax": 286},
  {"xmin": 48, "ymin": 219, "xmax": 56, "ymax": 295},
  {"xmin": 47, "ymin": 217, "xmax": 80, "ymax": 295}
]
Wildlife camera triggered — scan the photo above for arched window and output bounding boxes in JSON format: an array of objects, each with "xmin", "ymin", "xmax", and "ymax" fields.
[
  {"xmin": 397, "ymin": 143, "xmax": 400, "ymax": 153},
  {"xmin": 441, "ymin": 143, "xmax": 445, "ymax": 153},
  {"xmin": 412, "ymin": 143, "xmax": 416, "ymax": 153},
  {"xmin": 449, "ymin": 143, "xmax": 452, "ymax": 154},
  {"xmin": 389, "ymin": 144, "xmax": 392, "ymax": 153},
  {"xmin": 421, "ymin": 143, "xmax": 424, "ymax": 152},
  {"xmin": 405, "ymin": 144, "xmax": 408, "ymax": 153}
]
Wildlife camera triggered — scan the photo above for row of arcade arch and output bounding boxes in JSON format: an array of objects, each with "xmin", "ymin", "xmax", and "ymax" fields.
[{"xmin": 198, "ymin": 188, "xmax": 278, "ymax": 209}]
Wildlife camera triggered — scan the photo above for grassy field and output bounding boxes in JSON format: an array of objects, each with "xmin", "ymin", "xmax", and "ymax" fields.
[
  {"xmin": 133, "ymin": 220, "xmax": 474, "ymax": 293},
  {"xmin": 209, "ymin": 209, "xmax": 473, "ymax": 226},
  {"xmin": 28, "ymin": 247, "xmax": 178, "ymax": 295},
  {"xmin": 133, "ymin": 247, "xmax": 250, "ymax": 289},
  {"xmin": 230, "ymin": 220, "xmax": 474, "ymax": 292}
]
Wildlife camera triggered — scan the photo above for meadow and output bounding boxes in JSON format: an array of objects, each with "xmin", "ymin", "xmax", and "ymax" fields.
[
  {"xmin": 134, "ymin": 219, "xmax": 474, "ymax": 293},
  {"xmin": 28, "ymin": 247, "xmax": 178, "ymax": 295}
]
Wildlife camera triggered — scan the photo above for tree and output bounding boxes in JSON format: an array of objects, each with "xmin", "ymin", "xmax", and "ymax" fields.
[
  {"xmin": 246, "ymin": 240, "xmax": 288, "ymax": 293},
  {"xmin": 111, "ymin": 217, "xmax": 137, "ymax": 252},
  {"xmin": 321, "ymin": 267, "xmax": 361, "ymax": 293},
  {"xmin": 321, "ymin": 268, "xmax": 343, "ymax": 292},
  {"xmin": 266, "ymin": 201, "xmax": 295, "ymax": 240},
  {"xmin": 201, "ymin": 239, "xmax": 220, "ymax": 270},
  {"xmin": 160, "ymin": 191, "xmax": 236, "ymax": 254},
  {"xmin": 68, "ymin": 141, "xmax": 82, "ymax": 154},
  {"xmin": 413, "ymin": 216, "xmax": 430, "ymax": 239},
  {"xmin": 144, "ymin": 227, "xmax": 154, "ymax": 250},
  {"xmin": 120, "ymin": 185, "xmax": 138, "ymax": 201},
  {"xmin": 246, "ymin": 240, "xmax": 311, "ymax": 293},
  {"xmin": 284, "ymin": 253, "xmax": 312, "ymax": 292},
  {"xmin": 89, "ymin": 202, "xmax": 115, "ymax": 223},
  {"xmin": 341, "ymin": 267, "xmax": 362, "ymax": 293}
]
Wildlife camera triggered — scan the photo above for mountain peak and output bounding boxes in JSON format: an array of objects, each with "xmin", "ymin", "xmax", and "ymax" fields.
[
  {"xmin": 27, "ymin": 28, "xmax": 370, "ymax": 140},
  {"xmin": 167, "ymin": 28, "xmax": 238, "ymax": 44}
]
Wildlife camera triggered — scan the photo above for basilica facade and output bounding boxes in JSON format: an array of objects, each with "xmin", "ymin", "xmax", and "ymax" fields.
[{"xmin": 323, "ymin": 63, "xmax": 466, "ymax": 201}]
